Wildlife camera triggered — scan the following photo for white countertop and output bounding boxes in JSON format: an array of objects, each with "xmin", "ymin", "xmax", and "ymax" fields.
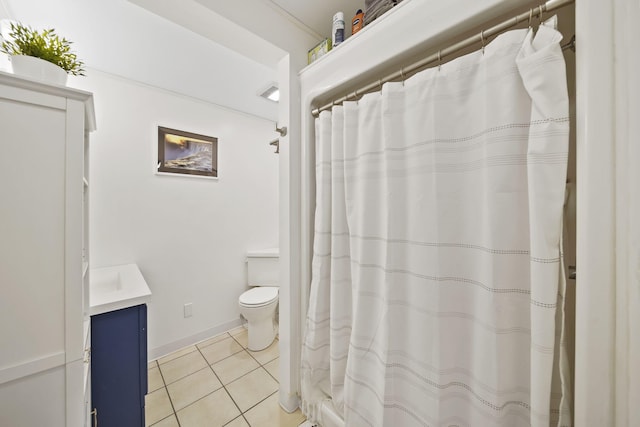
[{"xmin": 90, "ymin": 263, "xmax": 152, "ymax": 316}]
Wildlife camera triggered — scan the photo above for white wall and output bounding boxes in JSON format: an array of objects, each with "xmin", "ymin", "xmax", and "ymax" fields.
[
  {"xmin": 70, "ymin": 70, "xmax": 279, "ymax": 358},
  {"xmin": 0, "ymin": 366, "xmax": 66, "ymax": 427},
  {"xmin": 2, "ymin": 0, "xmax": 279, "ymax": 120},
  {"xmin": 0, "ymin": 17, "xmax": 11, "ymax": 72},
  {"xmin": 0, "ymin": 1, "xmax": 9, "ymax": 19}
]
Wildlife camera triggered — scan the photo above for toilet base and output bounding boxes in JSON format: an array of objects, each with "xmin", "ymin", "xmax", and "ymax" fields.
[{"xmin": 247, "ymin": 317, "xmax": 276, "ymax": 351}]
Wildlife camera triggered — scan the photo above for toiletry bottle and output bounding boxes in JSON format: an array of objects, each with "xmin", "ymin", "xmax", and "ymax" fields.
[
  {"xmin": 332, "ymin": 12, "xmax": 345, "ymax": 47},
  {"xmin": 352, "ymin": 9, "xmax": 364, "ymax": 35}
]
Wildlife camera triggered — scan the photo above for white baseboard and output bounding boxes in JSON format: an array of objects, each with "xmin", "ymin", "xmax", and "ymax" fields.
[
  {"xmin": 279, "ymin": 388, "xmax": 301, "ymax": 413},
  {"xmin": 148, "ymin": 318, "xmax": 243, "ymax": 361}
]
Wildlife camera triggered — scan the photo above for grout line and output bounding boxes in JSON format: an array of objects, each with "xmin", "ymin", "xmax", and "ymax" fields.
[
  {"xmin": 229, "ymin": 332, "xmax": 248, "ymax": 349},
  {"xmin": 197, "ymin": 344, "xmax": 248, "ymax": 423},
  {"xmin": 153, "ymin": 365, "xmax": 180, "ymax": 427},
  {"xmin": 209, "ymin": 348, "xmax": 254, "ymax": 373},
  {"xmin": 147, "ymin": 365, "xmax": 163, "ymax": 393},
  {"xmin": 156, "ymin": 346, "xmax": 198, "ymax": 366},
  {"xmin": 160, "ymin": 337, "xmax": 244, "ymax": 386},
  {"xmin": 161, "ymin": 348, "xmax": 235, "ymax": 423},
  {"xmin": 168, "ymin": 387, "xmax": 222, "ymax": 418},
  {"xmin": 198, "ymin": 345, "xmax": 223, "ymax": 386},
  {"xmin": 224, "ymin": 364, "xmax": 263, "ymax": 387},
  {"xmin": 210, "ymin": 363, "xmax": 276, "ymax": 417},
  {"xmin": 244, "ymin": 389, "xmax": 279, "ymax": 414},
  {"xmin": 195, "ymin": 332, "xmax": 234, "ymax": 351},
  {"xmin": 165, "ymin": 353, "xmax": 260, "ymax": 414},
  {"xmin": 222, "ymin": 415, "xmax": 246, "ymax": 427},
  {"xmin": 155, "ymin": 326, "xmax": 281, "ymax": 426},
  {"xmin": 228, "ymin": 323, "xmax": 248, "ymax": 335},
  {"xmin": 165, "ymin": 365, "xmax": 217, "ymax": 387},
  {"xmin": 263, "ymin": 358, "xmax": 279, "ymax": 383},
  {"xmin": 159, "ymin": 355, "xmax": 209, "ymax": 386},
  {"xmin": 245, "ymin": 351, "xmax": 259, "ymax": 365},
  {"xmin": 149, "ymin": 413, "xmax": 178, "ymax": 427},
  {"xmin": 243, "ymin": 339, "xmax": 279, "ymax": 366},
  {"xmin": 203, "ymin": 346, "xmax": 246, "ymax": 368}
]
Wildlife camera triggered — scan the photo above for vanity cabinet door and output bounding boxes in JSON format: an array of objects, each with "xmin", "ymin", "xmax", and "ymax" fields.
[{"xmin": 91, "ymin": 304, "xmax": 147, "ymax": 427}]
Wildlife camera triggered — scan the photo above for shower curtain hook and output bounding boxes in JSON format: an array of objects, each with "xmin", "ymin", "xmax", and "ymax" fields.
[
  {"xmin": 379, "ymin": 79, "xmax": 383, "ymax": 94},
  {"xmin": 438, "ymin": 50, "xmax": 442, "ymax": 71},
  {"xmin": 528, "ymin": 8, "xmax": 533, "ymax": 28},
  {"xmin": 480, "ymin": 30, "xmax": 485, "ymax": 54},
  {"xmin": 401, "ymin": 67, "xmax": 405, "ymax": 85},
  {"xmin": 537, "ymin": 5, "xmax": 544, "ymax": 25}
]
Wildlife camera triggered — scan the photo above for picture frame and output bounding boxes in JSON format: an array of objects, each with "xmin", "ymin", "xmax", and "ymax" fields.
[{"xmin": 157, "ymin": 126, "xmax": 218, "ymax": 178}]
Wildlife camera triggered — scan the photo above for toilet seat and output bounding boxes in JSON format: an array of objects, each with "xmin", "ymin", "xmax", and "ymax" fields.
[{"xmin": 239, "ymin": 286, "xmax": 278, "ymax": 308}]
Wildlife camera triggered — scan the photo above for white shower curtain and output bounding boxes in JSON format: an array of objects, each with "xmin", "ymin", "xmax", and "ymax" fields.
[{"xmin": 302, "ymin": 24, "xmax": 572, "ymax": 427}]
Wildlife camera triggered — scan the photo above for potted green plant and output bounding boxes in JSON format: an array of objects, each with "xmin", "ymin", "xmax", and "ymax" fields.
[{"xmin": 1, "ymin": 22, "xmax": 85, "ymax": 85}]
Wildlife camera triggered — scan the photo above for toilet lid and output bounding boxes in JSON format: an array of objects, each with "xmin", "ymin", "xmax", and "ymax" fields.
[{"xmin": 239, "ymin": 286, "xmax": 278, "ymax": 306}]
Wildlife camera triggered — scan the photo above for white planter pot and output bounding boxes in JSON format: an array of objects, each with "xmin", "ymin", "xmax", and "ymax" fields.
[{"xmin": 10, "ymin": 55, "xmax": 68, "ymax": 86}]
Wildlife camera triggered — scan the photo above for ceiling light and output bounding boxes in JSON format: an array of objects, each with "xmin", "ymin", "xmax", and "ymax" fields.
[
  {"xmin": 267, "ymin": 89, "xmax": 280, "ymax": 102},
  {"xmin": 259, "ymin": 84, "xmax": 279, "ymax": 103}
]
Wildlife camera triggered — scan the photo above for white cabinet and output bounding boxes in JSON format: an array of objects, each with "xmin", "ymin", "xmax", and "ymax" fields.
[{"xmin": 0, "ymin": 71, "xmax": 96, "ymax": 427}]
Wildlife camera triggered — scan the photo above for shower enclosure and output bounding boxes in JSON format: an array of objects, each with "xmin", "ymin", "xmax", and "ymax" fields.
[{"xmin": 289, "ymin": 0, "xmax": 640, "ymax": 425}]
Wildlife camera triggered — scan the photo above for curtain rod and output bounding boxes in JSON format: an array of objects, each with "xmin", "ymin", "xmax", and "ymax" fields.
[{"xmin": 311, "ymin": 0, "xmax": 575, "ymax": 117}]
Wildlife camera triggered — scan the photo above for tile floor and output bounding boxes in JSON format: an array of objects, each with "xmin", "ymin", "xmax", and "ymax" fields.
[{"xmin": 145, "ymin": 326, "xmax": 307, "ymax": 427}]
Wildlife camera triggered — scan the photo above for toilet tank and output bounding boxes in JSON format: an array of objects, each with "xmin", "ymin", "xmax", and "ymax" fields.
[{"xmin": 247, "ymin": 248, "xmax": 279, "ymax": 286}]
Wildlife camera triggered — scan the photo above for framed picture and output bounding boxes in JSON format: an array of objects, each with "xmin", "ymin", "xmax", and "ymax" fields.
[{"xmin": 157, "ymin": 126, "xmax": 218, "ymax": 177}]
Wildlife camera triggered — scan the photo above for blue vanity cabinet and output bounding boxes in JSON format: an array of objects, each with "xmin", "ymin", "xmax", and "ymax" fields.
[{"xmin": 91, "ymin": 304, "xmax": 148, "ymax": 427}]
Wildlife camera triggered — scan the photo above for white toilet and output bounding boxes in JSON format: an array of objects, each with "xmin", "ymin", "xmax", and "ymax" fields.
[{"xmin": 239, "ymin": 248, "xmax": 279, "ymax": 351}]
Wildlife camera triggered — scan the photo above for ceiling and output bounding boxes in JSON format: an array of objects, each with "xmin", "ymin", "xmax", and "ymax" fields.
[
  {"xmin": 0, "ymin": 0, "xmax": 365, "ymax": 121},
  {"xmin": 268, "ymin": 0, "xmax": 366, "ymax": 40}
]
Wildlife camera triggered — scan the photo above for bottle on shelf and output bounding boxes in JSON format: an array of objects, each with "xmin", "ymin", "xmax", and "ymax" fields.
[
  {"xmin": 352, "ymin": 9, "xmax": 364, "ymax": 35},
  {"xmin": 332, "ymin": 12, "xmax": 345, "ymax": 47}
]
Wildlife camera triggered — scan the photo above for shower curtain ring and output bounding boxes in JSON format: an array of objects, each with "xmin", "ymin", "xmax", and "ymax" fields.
[
  {"xmin": 537, "ymin": 5, "xmax": 544, "ymax": 25},
  {"xmin": 438, "ymin": 50, "xmax": 442, "ymax": 71},
  {"xmin": 401, "ymin": 67, "xmax": 405, "ymax": 85},
  {"xmin": 528, "ymin": 8, "xmax": 533, "ymax": 28},
  {"xmin": 480, "ymin": 30, "xmax": 485, "ymax": 54},
  {"xmin": 379, "ymin": 79, "xmax": 383, "ymax": 94}
]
